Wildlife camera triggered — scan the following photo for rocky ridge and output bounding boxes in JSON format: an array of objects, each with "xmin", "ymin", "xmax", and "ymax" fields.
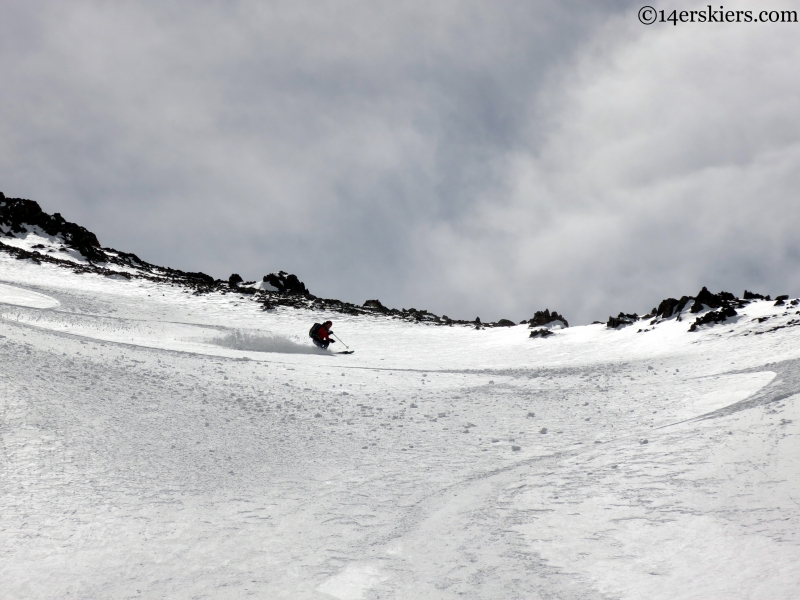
[
  {"xmin": 0, "ymin": 193, "xmax": 552, "ymax": 328},
  {"xmin": 606, "ymin": 286, "xmax": 796, "ymax": 333},
  {"xmin": 4, "ymin": 192, "xmax": 793, "ymax": 333}
]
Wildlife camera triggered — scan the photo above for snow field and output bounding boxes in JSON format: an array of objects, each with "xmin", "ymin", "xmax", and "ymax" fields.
[{"xmin": 2, "ymin": 253, "xmax": 800, "ymax": 599}]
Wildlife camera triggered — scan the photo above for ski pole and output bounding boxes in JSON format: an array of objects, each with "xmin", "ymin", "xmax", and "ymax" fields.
[{"xmin": 331, "ymin": 332, "xmax": 349, "ymax": 349}]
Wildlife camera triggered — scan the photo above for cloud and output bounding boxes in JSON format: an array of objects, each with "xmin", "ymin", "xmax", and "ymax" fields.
[
  {"xmin": 418, "ymin": 1, "xmax": 800, "ymax": 321},
  {"xmin": 2, "ymin": 0, "xmax": 797, "ymax": 324}
]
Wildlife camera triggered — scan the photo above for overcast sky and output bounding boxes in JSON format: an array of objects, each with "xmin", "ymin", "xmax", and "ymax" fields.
[{"xmin": 2, "ymin": 0, "xmax": 799, "ymax": 324}]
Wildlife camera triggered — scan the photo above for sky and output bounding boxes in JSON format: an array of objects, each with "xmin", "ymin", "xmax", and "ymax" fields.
[{"xmin": 2, "ymin": 0, "xmax": 799, "ymax": 324}]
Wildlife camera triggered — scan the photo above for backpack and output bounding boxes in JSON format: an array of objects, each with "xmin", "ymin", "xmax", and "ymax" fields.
[{"xmin": 309, "ymin": 323, "xmax": 322, "ymax": 338}]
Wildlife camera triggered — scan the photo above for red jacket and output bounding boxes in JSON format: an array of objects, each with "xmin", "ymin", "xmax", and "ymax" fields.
[{"xmin": 316, "ymin": 324, "xmax": 332, "ymax": 341}]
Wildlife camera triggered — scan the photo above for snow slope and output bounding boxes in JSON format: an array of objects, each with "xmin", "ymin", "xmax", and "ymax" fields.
[{"xmin": 2, "ymin": 253, "xmax": 799, "ymax": 599}]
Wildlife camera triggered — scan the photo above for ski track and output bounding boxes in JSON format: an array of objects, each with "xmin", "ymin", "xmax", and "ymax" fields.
[{"xmin": 1, "ymin": 257, "xmax": 800, "ymax": 599}]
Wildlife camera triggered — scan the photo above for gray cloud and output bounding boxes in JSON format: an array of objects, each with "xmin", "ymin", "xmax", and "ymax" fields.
[{"xmin": 2, "ymin": 0, "xmax": 798, "ymax": 324}]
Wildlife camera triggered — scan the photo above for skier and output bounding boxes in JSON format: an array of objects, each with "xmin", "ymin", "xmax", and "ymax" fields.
[{"xmin": 309, "ymin": 320, "xmax": 336, "ymax": 350}]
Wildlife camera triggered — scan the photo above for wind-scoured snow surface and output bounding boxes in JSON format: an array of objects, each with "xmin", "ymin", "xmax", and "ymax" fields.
[{"xmin": 1, "ymin": 255, "xmax": 799, "ymax": 599}]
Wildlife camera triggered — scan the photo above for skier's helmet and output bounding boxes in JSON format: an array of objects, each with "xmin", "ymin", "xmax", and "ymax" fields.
[{"xmin": 324, "ymin": 321, "xmax": 332, "ymax": 327}]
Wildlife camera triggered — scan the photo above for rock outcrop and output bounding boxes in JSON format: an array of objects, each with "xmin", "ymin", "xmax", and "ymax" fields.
[
  {"xmin": 606, "ymin": 313, "xmax": 639, "ymax": 328},
  {"xmin": 690, "ymin": 287, "xmax": 739, "ymax": 313},
  {"xmin": 688, "ymin": 306, "xmax": 738, "ymax": 331},
  {"xmin": 654, "ymin": 296, "xmax": 693, "ymax": 319},
  {"xmin": 743, "ymin": 290, "xmax": 770, "ymax": 301},
  {"xmin": 527, "ymin": 309, "xmax": 569, "ymax": 329},
  {"xmin": 608, "ymin": 287, "xmax": 780, "ymax": 332},
  {"xmin": 263, "ymin": 271, "xmax": 309, "ymax": 295},
  {"xmin": 529, "ymin": 328, "xmax": 554, "ymax": 338},
  {"xmin": 1, "ymin": 195, "xmax": 105, "ymax": 262},
  {"xmin": 5, "ymin": 191, "xmax": 787, "ymax": 334}
]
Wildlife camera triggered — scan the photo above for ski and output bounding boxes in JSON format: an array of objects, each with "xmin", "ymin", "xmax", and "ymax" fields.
[{"xmin": 335, "ymin": 350, "xmax": 355, "ymax": 354}]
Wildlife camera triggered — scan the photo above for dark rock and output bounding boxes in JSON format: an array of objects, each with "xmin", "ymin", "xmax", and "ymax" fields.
[
  {"xmin": 263, "ymin": 271, "xmax": 309, "ymax": 295},
  {"xmin": 495, "ymin": 319, "xmax": 516, "ymax": 327},
  {"xmin": 114, "ymin": 250, "xmax": 144, "ymax": 266},
  {"xmin": 527, "ymin": 309, "xmax": 569, "ymax": 328},
  {"xmin": 691, "ymin": 286, "xmax": 736, "ymax": 313},
  {"xmin": 656, "ymin": 296, "xmax": 692, "ymax": 319},
  {"xmin": 688, "ymin": 305, "xmax": 738, "ymax": 331},
  {"xmin": 284, "ymin": 273, "xmax": 307, "ymax": 294},
  {"xmin": 774, "ymin": 295, "xmax": 789, "ymax": 306},
  {"xmin": 182, "ymin": 271, "xmax": 215, "ymax": 285},
  {"xmin": 0, "ymin": 196, "xmax": 106, "ymax": 262},
  {"xmin": 670, "ymin": 287, "xmax": 747, "ymax": 331},
  {"xmin": 656, "ymin": 288, "xmax": 744, "ymax": 322},
  {"xmin": 743, "ymin": 290, "xmax": 769, "ymax": 300},
  {"xmin": 363, "ymin": 299, "xmax": 387, "ymax": 312},
  {"xmin": 228, "ymin": 273, "xmax": 243, "ymax": 287},
  {"xmin": 529, "ymin": 328, "xmax": 554, "ymax": 338},
  {"xmin": 607, "ymin": 313, "xmax": 638, "ymax": 328}
]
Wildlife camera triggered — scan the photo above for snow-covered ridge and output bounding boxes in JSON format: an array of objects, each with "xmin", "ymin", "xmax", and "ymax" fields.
[
  {"xmin": 0, "ymin": 193, "xmax": 214, "ymax": 284},
  {"xmin": 603, "ymin": 285, "xmax": 797, "ymax": 334},
  {"xmin": 1, "ymin": 191, "xmax": 794, "ymax": 335},
  {"xmin": 1, "ymin": 191, "xmax": 571, "ymax": 328}
]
